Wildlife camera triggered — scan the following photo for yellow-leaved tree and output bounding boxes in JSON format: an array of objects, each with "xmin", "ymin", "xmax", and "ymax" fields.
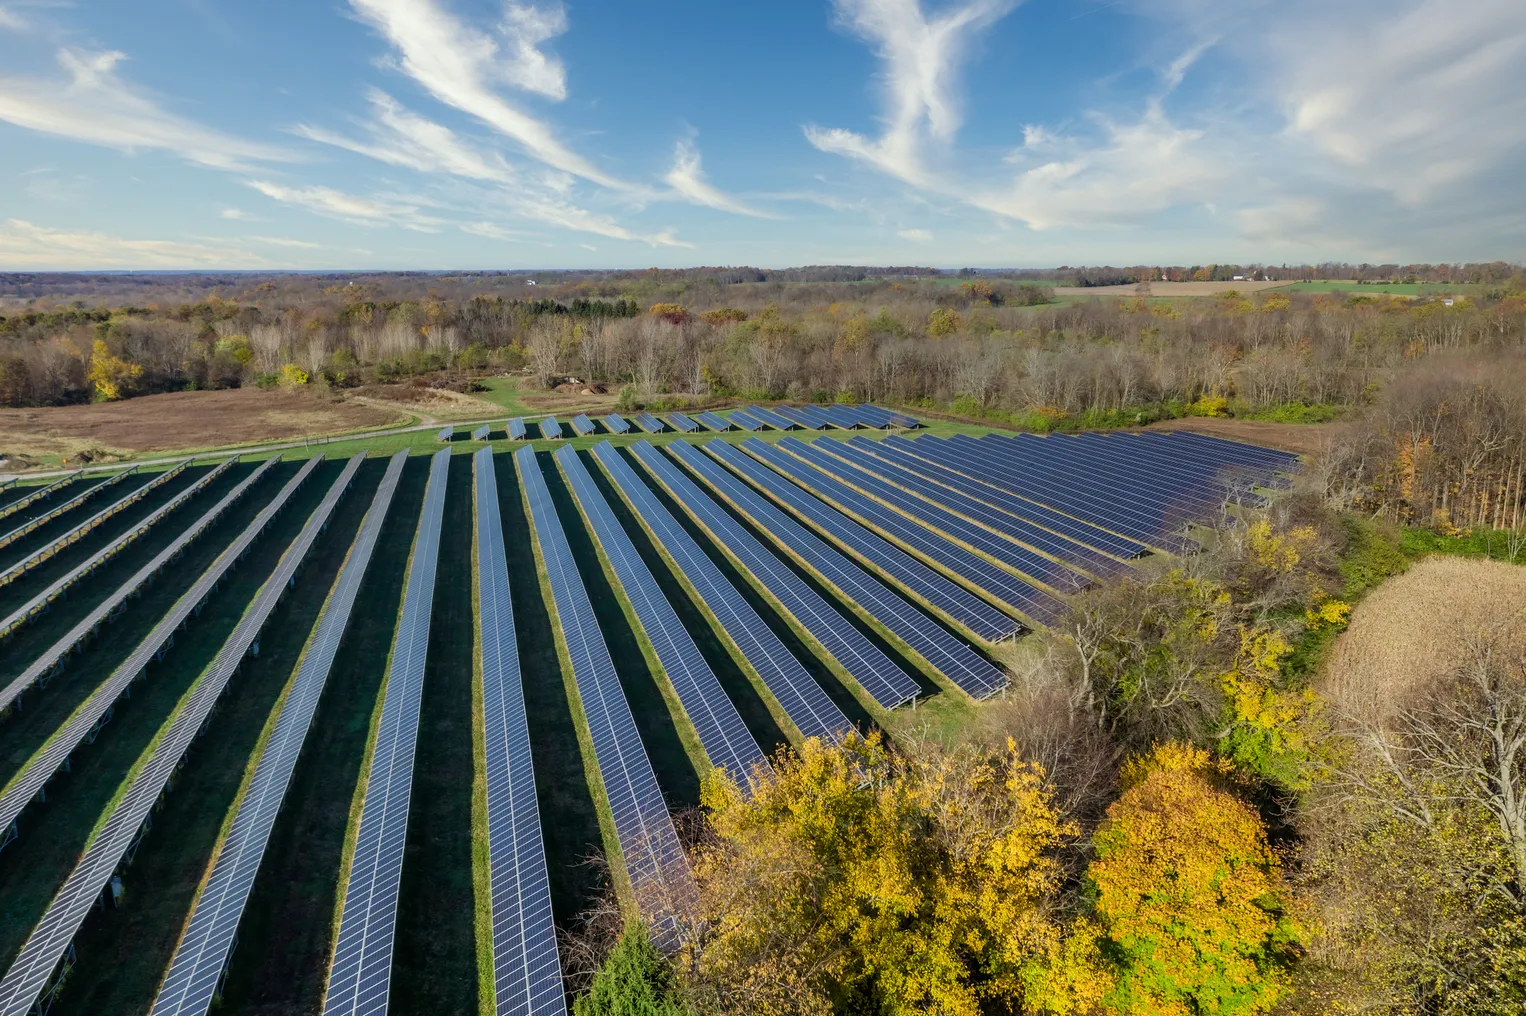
[
  {"xmin": 686, "ymin": 734, "xmax": 1108, "ymax": 1016},
  {"xmin": 1087, "ymin": 743, "xmax": 1303, "ymax": 1016},
  {"xmin": 86, "ymin": 339, "xmax": 143, "ymax": 402}
]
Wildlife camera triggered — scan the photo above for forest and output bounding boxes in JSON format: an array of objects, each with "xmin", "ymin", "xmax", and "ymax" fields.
[{"xmin": 4, "ymin": 264, "xmax": 1526, "ymax": 1014}]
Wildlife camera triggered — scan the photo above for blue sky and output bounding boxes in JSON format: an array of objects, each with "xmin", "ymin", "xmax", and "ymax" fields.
[{"xmin": 0, "ymin": 0, "xmax": 1523, "ymax": 269}]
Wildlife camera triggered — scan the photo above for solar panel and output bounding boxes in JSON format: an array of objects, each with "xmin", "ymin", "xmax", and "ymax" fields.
[
  {"xmin": 700, "ymin": 442, "xmax": 1010, "ymax": 699},
  {"xmin": 744, "ymin": 406, "xmax": 798, "ymax": 431},
  {"xmin": 570, "ymin": 414, "xmax": 596, "ymax": 436},
  {"xmin": 632, "ymin": 412, "xmax": 665, "ymax": 434},
  {"xmin": 324, "ymin": 449, "xmax": 450, "ymax": 1016},
  {"xmin": 150, "ymin": 452, "xmax": 404, "ymax": 1016},
  {"xmin": 866, "ymin": 437, "xmax": 1147, "ymax": 560},
  {"xmin": 694, "ymin": 412, "xmax": 733, "ymax": 432},
  {"xmin": 771, "ymin": 406, "xmax": 820, "ymax": 430},
  {"xmin": 727, "ymin": 409, "xmax": 763, "ymax": 432},
  {"xmin": 438, "ymin": 426, "xmax": 454, "ymax": 443},
  {"xmin": 603, "ymin": 413, "xmax": 631, "ymax": 435},
  {"xmin": 793, "ymin": 405, "xmax": 834, "ymax": 429},
  {"xmin": 0, "ymin": 460, "xmax": 190, "ymax": 590},
  {"xmin": 647, "ymin": 441, "xmax": 922, "ymax": 709},
  {"xmin": 539, "ymin": 417, "xmax": 563, "ymax": 440},
  {"xmin": 0, "ymin": 456, "xmax": 251, "ymax": 702},
  {"xmin": 0, "ymin": 455, "xmax": 301, "ymax": 845},
  {"xmin": 514, "ymin": 445, "xmax": 693, "ymax": 946},
  {"xmin": 783, "ymin": 439, "xmax": 1086, "ymax": 608},
  {"xmin": 0, "ymin": 454, "xmax": 352, "ymax": 1016},
  {"xmin": 474, "ymin": 448, "xmax": 568, "ymax": 1016},
  {"xmin": 815, "ymin": 405, "xmax": 863, "ymax": 429},
  {"xmin": 0, "ymin": 467, "xmax": 138, "ymax": 553},
  {"xmin": 1011, "ymin": 434, "xmax": 1242, "ymax": 512},
  {"xmin": 731, "ymin": 440, "xmax": 1022, "ymax": 646},
  {"xmin": 665, "ymin": 413, "xmax": 698, "ymax": 433},
  {"xmin": 474, "ymin": 424, "xmax": 493, "ymax": 441},
  {"xmin": 508, "ymin": 418, "xmax": 528, "ymax": 441},
  {"xmin": 556, "ymin": 445, "xmax": 768, "ymax": 783},
  {"xmin": 591, "ymin": 443, "xmax": 848, "ymax": 744},
  {"xmin": 866, "ymin": 404, "xmax": 921, "ymax": 428},
  {"xmin": 0, "ymin": 472, "xmax": 82, "ymax": 524}
]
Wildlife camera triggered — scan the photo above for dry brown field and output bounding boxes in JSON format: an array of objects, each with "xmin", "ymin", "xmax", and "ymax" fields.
[
  {"xmin": 1320, "ymin": 556, "xmax": 1526, "ymax": 727},
  {"xmin": 0, "ymin": 388, "xmax": 406, "ymax": 459},
  {"xmin": 1142, "ymin": 416, "xmax": 1337, "ymax": 456}
]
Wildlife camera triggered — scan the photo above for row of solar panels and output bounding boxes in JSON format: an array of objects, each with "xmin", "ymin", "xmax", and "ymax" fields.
[
  {"xmin": 434, "ymin": 403, "xmax": 922, "ymax": 444},
  {"xmin": 0, "ymin": 427, "xmax": 1292, "ymax": 1015}
]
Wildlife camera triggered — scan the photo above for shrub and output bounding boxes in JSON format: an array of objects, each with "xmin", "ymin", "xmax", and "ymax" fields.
[
  {"xmin": 277, "ymin": 363, "xmax": 308, "ymax": 389},
  {"xmin": 575, "ymin": 923, "xmax": 687, "ymax": 1016}
]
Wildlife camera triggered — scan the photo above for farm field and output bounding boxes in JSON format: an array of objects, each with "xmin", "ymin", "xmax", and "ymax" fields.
[
  {"xmin": 0, "ymin": 405, "xmax": 1298, "ymax": 1014},
  {"xmin": 1280, "ymin": 280, "xmax": 1486, "ymax": 296},
  {"xmin": 1049, "ymin": 280, "xmax": 1293, "ymax": 296}
]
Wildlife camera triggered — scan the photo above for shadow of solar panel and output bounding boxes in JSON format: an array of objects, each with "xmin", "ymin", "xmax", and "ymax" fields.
[
  {"xmin": 730, "ymin": 440, "xmax": 1021, "ymax": 645},
  {"xmin": 514, "ymin": 445, "xmax": 692, "ymax": 951},
  {"xmin": 151, "ymin": 452, "xmax": 405, "ymax": 1016},
  {"xmin": 323, "ymin": 448, "xmax": 450, "ymax": 1016},
  {"xmin": 0, "ymin": 456, "xmax": 284, "ymax": 832},
  {"xmin": 660, "ymin": 442, "xmax": 927, "ymax": 709},
  {"xmin": 592, "ymin": 443, "xmax": 847, "ymax": 745},
  {"xmin": 0, "ymin": 454, "xmax": 349, "ymax": 1016},
  {"xmin": 557, "ymin": 446, "xmax": 767, "ymax": 784},
  {"xmin": 700, "ymin": 442, "xmax": 1010, "ymax": 699},
  {"xmin": 474, "ymin": 449, "xmax": 568, "ymax": 1016}
]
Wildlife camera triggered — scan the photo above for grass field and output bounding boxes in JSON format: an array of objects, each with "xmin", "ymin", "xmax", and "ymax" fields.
[{"xmin": 1280, "ymin": 280, "xmax": 1485, "ymax": 297}]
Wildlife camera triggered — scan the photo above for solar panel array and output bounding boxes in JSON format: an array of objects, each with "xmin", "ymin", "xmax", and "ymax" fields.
[
  {"xmin": 515, "ymin": 445, "xmax": 692, "ymax": 946},
  {"xmin": 556, "ymin": 446, "xmax": 768, "ymax": 783},
  {"xmin": 474, "ymin": 448, "xmax": 567, "ymax": 1016},
  {"xmin": 771, "ymin": 406, "xmax": 820, "ymax": 429},
  {"xmin": 474, "ymin": 424, "xmax": 493, "ymax": 441},
  {"xmin": 743, "ymin": 406, "xmax": 797, "ymax": 431},
  {"xmin": 0, "ymin": 460, "xmax": 189, "ymax": 589},
  {"xmin": 665, "ymin": 413, "xmax": 698, "ymax": 433},
  {"xmin": 0, "ymin": 456, "xmax": 255, "ymax": 708},
  {"xmin": 150, "ymin": 453, "xmax": 399, "ymax": 1016},
  {"xmin": 731, "ymin": 440, "xmax": 1020, "ymax": 644},
  {"xmin": 632, "ymin": 413, "xmax": 665, "ymax": 434},
  {"xmin": 570, "ymin": 414, "xmax": 596, "ymax": 437},
  {"xmin": 509, "ymin": 418, "xmax": 528, "ymax": 440},
  {"xmin": 792, "ymin": 439, "xmax": 1092, "ymax": 596},
  {"xmin": 0, "ymin": 456, "xmax": 309, "ymax": 846},
  {"xmin": 0, "ymin": 467, "xmax": 136, "ymax": 552},
  {"xmin": 539, "ymin": 417, "xmax": 563, "ymax": 440},
  {"xmin": 695, "ymin": 412, "xmax": 733, "ymax": 432},
  {"xmin": 324, "ymin": 448, "xmax": 450, "ymax": 1016},
  {"xmin": 0, "ymin": 472, "xmax": 81, "ymax": 524},
  {"xmin": 636, "ymin": 441, "xmax": 920, "ymax": 710},
  {"xmin": 693, "ymin": 442, "xmax": 1007, "ymax": 700},
  {"xmin": 0, "ymin": 454, "xmax": 352, "ymax": 1016},
  {"xmin": 591, "ymin": 444, "xmax": 848, "ymax": 744},
  {"xmin": 438, "ymin": 426, "xmax": 454, "ymax": 443},
  {"xmin": 603, "ymin": 413, "xmax": 631, "ymax": 435}
]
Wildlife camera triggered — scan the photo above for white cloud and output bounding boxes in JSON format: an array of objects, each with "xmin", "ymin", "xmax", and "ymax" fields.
[
  {"xmin": 245, "ymin": 179, "xmax": 445, "ymax": 231},
  {"xmin": 897, "ymin": 228, "xmax": 932, "ymax": 241},
  {"xmin": 805, "ymin": 0, "xmax": 1019, "ymax": 186},
  {"xmin": 663, "ymin": 138, "xmax": 774, "ymax": 218},
  {"xmin": 246, "ymin": 235, "xmax": 323, "ymax": 248},
  {"xmin": 296, "ymin": 88, "xmax": 517, "ymax": 184},
  {"xmin": 0, "ymin": 6, "xmax": 26, "ymax": 31},
  {"xmin": 347, "ymin": 0, "xmax": 626, "ymax": 188},
  {"xmin": 0, "ymin": 218, "xmax": 269, "ymax": 268},
  {"xmin": 0, "ymin": 48, "xmax": 294, "ymax": 171},
  {"xmin": 1270, "ymin": 0, "xmax": 1526, "ymax": 203},
  {"xmin": 219, "ymin": 207, "xmax": 255, "ymax": 220}
]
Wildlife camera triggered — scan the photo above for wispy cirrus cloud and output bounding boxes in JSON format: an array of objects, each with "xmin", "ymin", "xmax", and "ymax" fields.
[
  {"xmin": 244, "ymin": 179, "xmax": 446, "ymax": 232},
  {"xmin": 346, "ymin": 0, "xmax": 626, "ymax": 188},
  {"xmin": 0, "ymin": 218, "xmax": 272, "ymax": 268},
  {"xmin": 805, "ymin": 0, "xmax": 1018, "ymax": 187},
  {"xmin": 663, "ymin": 138, "xmax": 775, "ymax": 218},
  {"xmin": 296, "ymin": 88, "xmax": 517, "ymax": 184},
  {"xmin": 0, "ymin": 48, "xmax": 294, "ymax": 171}
]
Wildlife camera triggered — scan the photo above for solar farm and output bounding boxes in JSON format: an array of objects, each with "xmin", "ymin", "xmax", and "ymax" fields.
[{"xmin": 0, "ymin": 405, "xmax": 1295, "ymax": 1015}]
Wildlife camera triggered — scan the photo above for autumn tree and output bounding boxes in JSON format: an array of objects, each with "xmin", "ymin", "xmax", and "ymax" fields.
[
  {"xmin": 1087, "ymin": 743, "xmax": 1302, "ymax": 1015},
  {"xmin": 86, "ymin": 339, "xmax": 143, "ymax": 402},
  {"xmin": 684, "ymin": 734, "xmax": 1102, "ymax": 1016}
]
